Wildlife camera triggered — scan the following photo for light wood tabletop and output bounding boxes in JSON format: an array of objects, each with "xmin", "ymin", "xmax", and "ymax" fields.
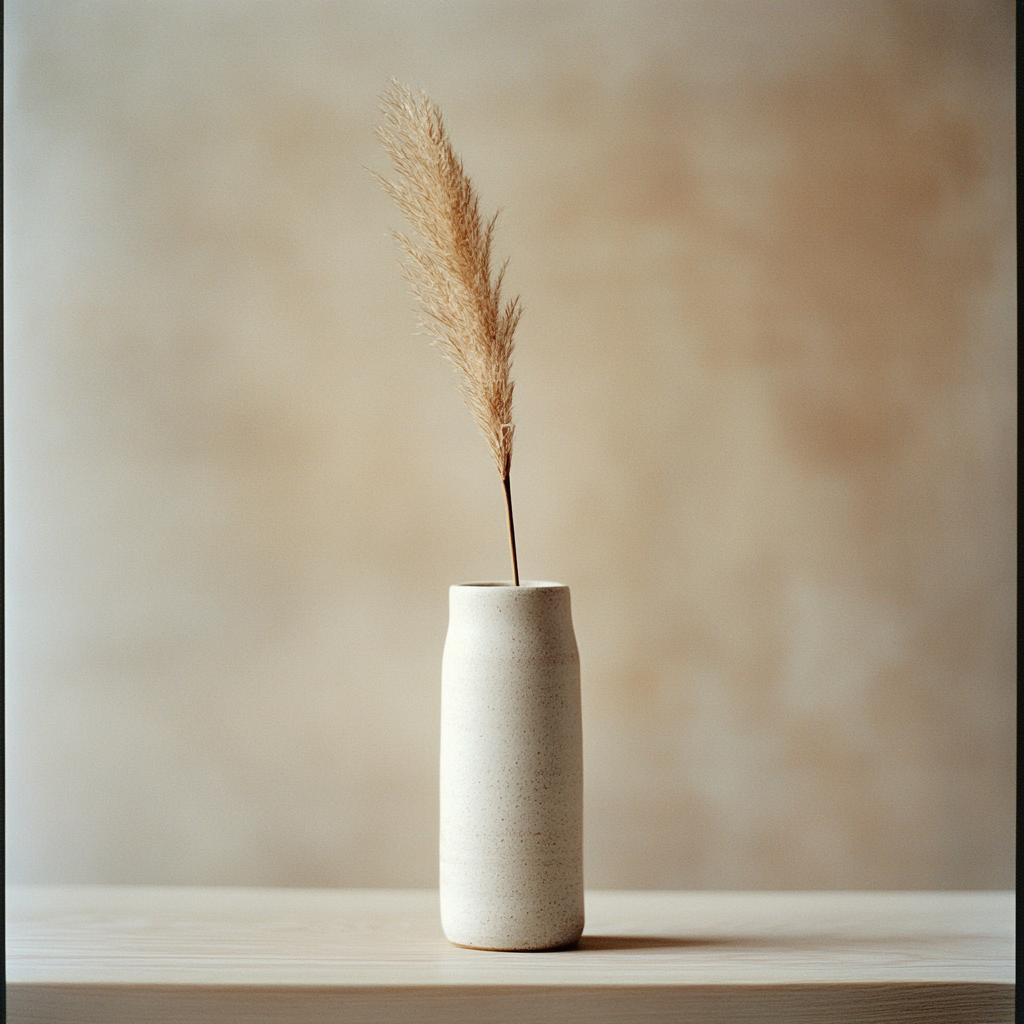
[{"xmin": 5, "ymin": 886, "xmax": 1014, "ymax": 1022}]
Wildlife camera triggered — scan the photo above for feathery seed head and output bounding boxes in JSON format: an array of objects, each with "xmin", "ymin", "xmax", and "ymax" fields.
[{"xmin": 375, "ymin": 80, "xmax": 518, "ymax": 477}]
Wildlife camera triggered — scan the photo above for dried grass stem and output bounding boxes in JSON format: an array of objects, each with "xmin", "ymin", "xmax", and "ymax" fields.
[{"xmin": 375, "ymin": 79, "xmax": 522, "ymax": 584}]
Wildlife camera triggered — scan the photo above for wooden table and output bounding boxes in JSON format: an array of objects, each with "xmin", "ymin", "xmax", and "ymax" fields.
[{"xmin": 5, "ymin": 887, "xmax": 1014, "ymax": 1022}]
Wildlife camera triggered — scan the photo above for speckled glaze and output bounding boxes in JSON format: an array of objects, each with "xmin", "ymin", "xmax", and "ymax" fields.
[{"xmin": 440, "ymin": 581, "xmax": 584, "ymax": 951}]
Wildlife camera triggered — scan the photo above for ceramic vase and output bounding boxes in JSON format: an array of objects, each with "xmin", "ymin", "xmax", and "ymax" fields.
[{"xmin": 439, "ymin": 581, "xmax": 584, "ymax": 951}]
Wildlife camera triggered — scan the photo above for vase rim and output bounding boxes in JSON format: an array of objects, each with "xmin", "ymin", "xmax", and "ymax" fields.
[{"xmin": 453, "ymin": 580, "xmax": 567, "ymax": 589}]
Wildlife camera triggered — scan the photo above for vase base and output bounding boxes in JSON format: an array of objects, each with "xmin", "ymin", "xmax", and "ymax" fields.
[{"xmin": 447, "ymin": 937, "xmax": 581, "ymax": 953}]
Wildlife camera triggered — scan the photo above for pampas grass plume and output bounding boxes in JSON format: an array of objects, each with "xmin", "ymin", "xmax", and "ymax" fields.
[{"xmin": 375, "ymin": 80, "xmax": 522, "ymax": 584}]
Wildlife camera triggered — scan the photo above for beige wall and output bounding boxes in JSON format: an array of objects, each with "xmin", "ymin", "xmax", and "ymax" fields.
[{"xmin": 5, "ymin": 1, "xmax": 1015, "ymax": 889}]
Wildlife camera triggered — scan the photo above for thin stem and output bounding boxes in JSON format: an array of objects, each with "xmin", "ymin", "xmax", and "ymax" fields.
[{"xmin": 502, "ymin": 473, "xmax": 520, "ymax": 586}]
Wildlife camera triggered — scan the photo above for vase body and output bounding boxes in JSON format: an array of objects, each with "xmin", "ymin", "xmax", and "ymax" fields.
[{"xmin": 440, "ymin": 581, "xmax": 584, "ymax": 951}]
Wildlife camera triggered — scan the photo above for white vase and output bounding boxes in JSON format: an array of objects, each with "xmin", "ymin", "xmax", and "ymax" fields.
[{"xmin": 439, "ymin": 581, "xmax": 584, "ymax": 951}]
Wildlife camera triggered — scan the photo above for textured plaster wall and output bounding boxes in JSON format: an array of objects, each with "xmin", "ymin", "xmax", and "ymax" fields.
[{"xmin": 5, "ymin": 0, "xmax": 1015, "ymax": 889}]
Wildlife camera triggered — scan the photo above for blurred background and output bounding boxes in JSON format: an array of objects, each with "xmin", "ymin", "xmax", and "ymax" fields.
[{"xmin": 5, "ymin": 1, "xmax": 1015, "ymax": 890}]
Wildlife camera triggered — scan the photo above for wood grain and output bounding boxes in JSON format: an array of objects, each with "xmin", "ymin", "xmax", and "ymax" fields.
[{"xmin": 5, "ymin": 888, "xmax": 1014, "ymax": 1022}]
